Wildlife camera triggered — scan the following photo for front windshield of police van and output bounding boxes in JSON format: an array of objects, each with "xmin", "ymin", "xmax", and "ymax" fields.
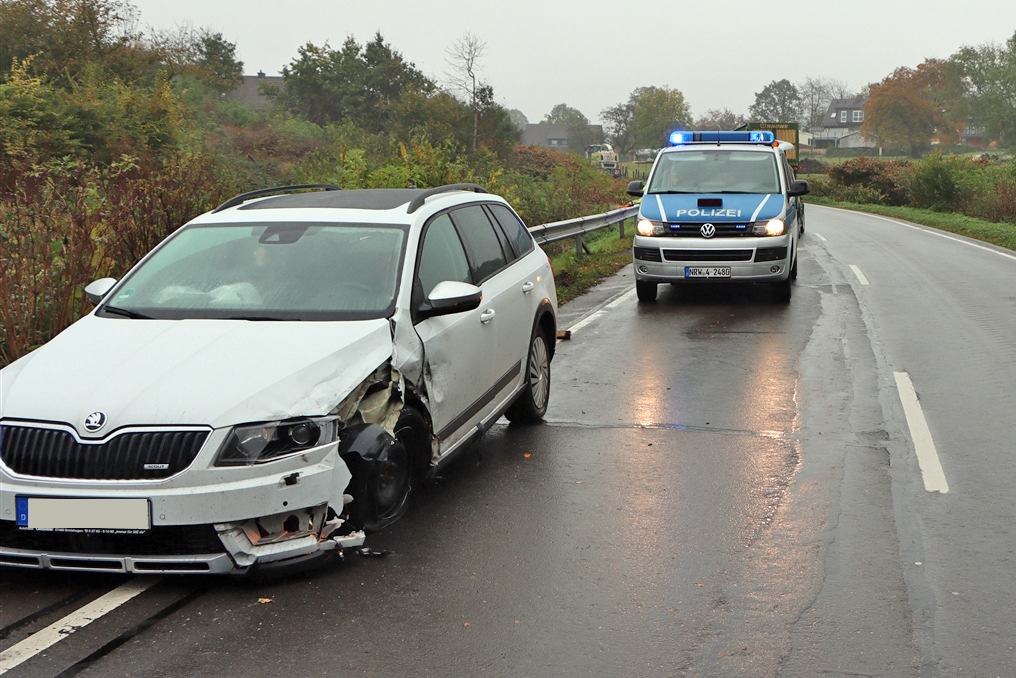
[
  {"xmin": 100, "ymin": 223, "xmax": 406, "ymax": 321},
  {"xmin": 648, "ymin": 150, "xmax": 780, "ymax": 195}
]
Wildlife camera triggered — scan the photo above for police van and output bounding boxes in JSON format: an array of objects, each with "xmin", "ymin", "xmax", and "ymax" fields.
[{"xmin": 626, "ymin": 130, "xmax": 809, "ymax": 303}]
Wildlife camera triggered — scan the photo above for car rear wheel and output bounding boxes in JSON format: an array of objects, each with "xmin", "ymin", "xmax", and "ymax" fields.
[
  {"xmin": 636, "ymin": 280, "xmax": 658, "ymax": 302},
  {"xmin": 505, "ymin": 325, "xmax": 551, "ymax": 423}
]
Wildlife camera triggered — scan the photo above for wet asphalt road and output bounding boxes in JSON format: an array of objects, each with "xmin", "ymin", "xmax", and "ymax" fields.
[{"xmin": 2, "ymin": 205, "xmax": 1014, "ymax": 677}]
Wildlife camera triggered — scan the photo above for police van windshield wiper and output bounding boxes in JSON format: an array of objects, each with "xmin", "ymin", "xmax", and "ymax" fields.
[
  {"xmin": 650, "ymin": 190, "xmax": 696, "ymax": 194},
  {"xmin": 102, "ymin": 305, "xmax": 152, "ymax": 319}
]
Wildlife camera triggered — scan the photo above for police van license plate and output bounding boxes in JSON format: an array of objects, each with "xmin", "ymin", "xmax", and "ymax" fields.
[
  {"xmin": 16, "ymin": 497, "xmax": 151, "ymax": 533},
  {"xmin": 685, "ymin": 266, "xmax": 731, "ymax": 278}
]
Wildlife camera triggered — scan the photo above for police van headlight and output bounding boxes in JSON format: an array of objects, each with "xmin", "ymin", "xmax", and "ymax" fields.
[
  {"xmin": 637, "ymin": 219, "xmax": 665, "ymax": 237},
  {"xmin": 752, "ymin": 218, "xmax": 786, "ymax": 237}
]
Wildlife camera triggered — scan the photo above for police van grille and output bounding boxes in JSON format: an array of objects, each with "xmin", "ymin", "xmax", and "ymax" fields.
[
  {"xmin": 754, "ymin": 246, "xmax": 788, "ymax": 262},
  {"xmin": 0, "ymin": 425, "xmax": 208, "ymax": 480},
  {"xmin": 662, "ymin": 249, "xmax": 753, "ymax": 262},
  {"xmin": 633, "ymin": 246, "xmax": 662, "ymax": 262},
  {"xmin": 662, "ymin": 223, "xmax": 753, "ymax": 237}
]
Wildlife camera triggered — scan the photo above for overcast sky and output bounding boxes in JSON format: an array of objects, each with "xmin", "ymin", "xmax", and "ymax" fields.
[{"xmin": 129, "ymin": 0, "xmax": 1016, "ymax": 125}]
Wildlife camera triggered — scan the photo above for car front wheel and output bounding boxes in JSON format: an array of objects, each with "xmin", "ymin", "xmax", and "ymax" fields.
[{"xmin": 505, "ymin": 325, "xmax": 551, "ymax": 423}]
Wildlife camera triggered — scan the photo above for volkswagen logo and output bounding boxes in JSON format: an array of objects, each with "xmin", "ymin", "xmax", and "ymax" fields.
[
  {"xmin": 700, "ymin": 223, "xmax": 716, "ymax": 238},
  {"xmin": 83, "ymin": 411, "xmax": 107, "ymax": 433}
]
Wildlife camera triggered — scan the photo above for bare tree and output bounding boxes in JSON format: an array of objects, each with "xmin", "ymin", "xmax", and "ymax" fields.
[{"xmin": 445, "ymin": 33, "xmax": 491, "ymax": 152}]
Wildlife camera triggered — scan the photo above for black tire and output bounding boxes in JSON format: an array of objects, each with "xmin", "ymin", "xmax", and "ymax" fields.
[
  {"xmin": 790, "ymin": 249, "xmax": 799, "ymax": 281},
  {"xmin": 636, "ymin": 280, "xmax": 657, "ymax": 302},
  {"xmin": 505, "ymin": 325, "xmax": 551, "ymax": 423},
  {"xmin": 773, "ymin": 273, "xmax": 792, "ymax": 303},
  {"xmin": 347, "ymin": 407, "xmax": 424, "ymax": 532}
]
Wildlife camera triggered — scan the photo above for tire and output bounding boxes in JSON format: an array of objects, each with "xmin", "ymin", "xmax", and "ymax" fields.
[
  {"xmin": 636, "ymin": 280, "xmax": 657, "ymax": 302},
  {"xmin": 346, "ymin": 407, "xmax": 424, "ymax": 532},
  {"xmin": 505, "ymin": 325, "xmax": 551, "ymax": 423},
  {"xmin": 773, "ymin": 272, "xmax": 792, "ymax": 303},
  {"xmin": 790, "ymin": 249, "xmax": 798, "ymax": 281}
]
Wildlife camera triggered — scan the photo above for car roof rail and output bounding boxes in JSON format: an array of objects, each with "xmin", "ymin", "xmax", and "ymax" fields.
[
  {"xmin": 406, "ymin": 183, "xmax": 489, "ymax": 214},
  {"xmin": 211, "ymin": 184, "xmax": 341, "ymax": 213}
]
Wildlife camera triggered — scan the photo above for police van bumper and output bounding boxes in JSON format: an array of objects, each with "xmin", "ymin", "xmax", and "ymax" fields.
[{"xmin": 632, "ymin": 234, "xmax": 793, "ymax": 283}]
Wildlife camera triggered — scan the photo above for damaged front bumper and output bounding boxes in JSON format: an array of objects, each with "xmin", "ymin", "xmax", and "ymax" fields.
[{"xmin": 0, "ymin": 438, "xmax": 365, "ymax": 575}]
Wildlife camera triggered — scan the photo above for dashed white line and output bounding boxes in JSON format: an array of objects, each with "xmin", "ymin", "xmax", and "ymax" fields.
[
  {"xmin": 894, "ymin": 371, "xmax": 949, "ymax": 494},
  {"xmin": 0, "ymin": 578, "xmax": 161, "ymax": 675},
  {"xmin": 849, "ymin": 264, "xmax": 870, "ymax": 285},
  {"xmin": 812, "ymin": 233, "xmax": 828, "ymax": 242}
]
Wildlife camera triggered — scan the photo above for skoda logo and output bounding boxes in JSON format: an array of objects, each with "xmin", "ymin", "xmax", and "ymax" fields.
[
  {"xmin": 83, "ymin": 411, "xmax": 107, "ymax": 433},
  {"xmin": 700, "ymin": 223, "xmax": 716, "ymax": 239}
]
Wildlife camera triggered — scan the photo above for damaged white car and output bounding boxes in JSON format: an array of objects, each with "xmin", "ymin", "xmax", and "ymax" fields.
[{"xmin": 0, "ymin": 183, "xmax": 558, "ymax": 575}]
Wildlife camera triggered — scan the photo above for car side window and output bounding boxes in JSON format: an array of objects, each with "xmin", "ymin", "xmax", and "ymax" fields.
[
  {"xmin": 488, "ymin": 204, "xmax": 535, "ymax": 259},
  {"xmin": 451, "ymin": 205, "xmax": 508, "ymax": 283},
  {"xmin": 417, "ymin": 214, "xmax": 471, "ymax": 300}
]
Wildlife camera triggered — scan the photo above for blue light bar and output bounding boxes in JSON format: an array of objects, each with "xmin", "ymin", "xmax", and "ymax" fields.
[{"xmin": 668, "ymin": 130, "xmax": 776, "ymax": 146}]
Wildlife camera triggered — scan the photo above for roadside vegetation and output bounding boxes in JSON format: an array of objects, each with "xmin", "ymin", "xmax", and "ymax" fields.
[{"xmin": 802, "ymin": 153, "xmax": 1016, "ymax": 250}]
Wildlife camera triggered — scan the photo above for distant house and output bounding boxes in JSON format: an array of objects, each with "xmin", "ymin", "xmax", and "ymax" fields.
[
  {"xmin": 812, "ymin": 97, "xmax": 876, "ymax": 149},
  {"xmin": 522, "ymin": 123, "xmax": 604, "ymax": 152},
  {"xmin": 225, "ymin": 71, "xmax": 285, "ymax": 109}
]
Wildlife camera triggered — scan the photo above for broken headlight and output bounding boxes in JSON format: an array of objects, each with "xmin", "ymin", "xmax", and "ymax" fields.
[{"xmin": 216, "ymin": 417, "xmax": 340, "ymax": 466}]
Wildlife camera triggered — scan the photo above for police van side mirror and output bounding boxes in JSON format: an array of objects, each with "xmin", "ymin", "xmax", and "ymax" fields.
[
  {"xmin": 626, "ymin": 180, "xmax": 644, "ymax": 197},
  {"xmin": 788, "ymin": 179, "xmax": 810, "ymax": 197}
]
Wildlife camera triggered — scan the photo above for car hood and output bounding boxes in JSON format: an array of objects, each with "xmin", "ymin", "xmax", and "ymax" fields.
[
  {"xmin": 639, "ymin": 193, "xmax": 783, "ymax": 223},
  {"xmin": 0, "ymin": 315, "xmax": 394, "ymax": 436}
]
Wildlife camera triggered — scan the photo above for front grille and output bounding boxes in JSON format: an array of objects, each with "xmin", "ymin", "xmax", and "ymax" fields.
[
  {"xmin": 634, "ymin": 246, "xmax": 662, "ymax": 262},
  {"xmin": 755, "ymin": 246, "xmax": 788, "ymax": 262},
  {"xmin": 660, "ymin": 223, "xmax": 753, "ymax": 238},
  {"xmin": 0, "ymin": 520, "xmax": 226, "ymax": 556},
  {"xmin": 0, "ymin": 424, "xmax": 209, "ymax": 480},
  {"xmin": 662, "ymin": 249, "xmax": 753, "ymax": 262}
]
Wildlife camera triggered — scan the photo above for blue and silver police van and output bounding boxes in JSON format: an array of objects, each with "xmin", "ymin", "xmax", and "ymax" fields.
[{"xmin": 626, "ymin": 130, "xmax": 809, "ymax": 303}]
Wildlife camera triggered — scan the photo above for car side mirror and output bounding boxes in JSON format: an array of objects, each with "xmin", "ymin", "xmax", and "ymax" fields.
[
  {"xmin": 84, "ymin": 278, "xmax": 118, "ymax": 305},
  {"xmin": 626, "ymin": 180, "xmax": 644, "ymax": 197},
  {"xmin": 788, "ymin": 179, "xmax": 810, "ymax": 197},
  {"xmin": 419, "ymin": 280, "xmax": 483, "ymax": 320}
]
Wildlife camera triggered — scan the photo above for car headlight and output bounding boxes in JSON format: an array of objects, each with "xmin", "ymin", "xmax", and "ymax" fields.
[
  {"xmin": 637, "ymin": 219, "xmax": 664, "ymax": 236},
  {"xmin": 216, "ymin": 417, "xmax": 340, "ymax": 466},
  {"xmin": 752, "ymin": 218, "xmax": 786, "ymax": 236}
]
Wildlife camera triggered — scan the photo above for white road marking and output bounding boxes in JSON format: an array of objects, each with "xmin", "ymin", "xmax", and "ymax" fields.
[
  {"xmin": 894, "ymin": 371, "xmax": 949, "ymax": 494},
  {"xmin": 0, "ymin": 578, "xmax": 161, "ymax": 675},
  {"xmin": 812, "ymin": 233, "xmax": 828, "ymax": 242},
  {"xmin": 568, "ymin": 288, "xmax": 636, "ymax": 335},
  {"xmin": 849, "ymin": 264, "xmax": 870, "ymax": 285}
]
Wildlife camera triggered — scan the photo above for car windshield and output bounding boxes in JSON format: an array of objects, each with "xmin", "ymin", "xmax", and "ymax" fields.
[
  {"xmin": 647, "ymin": 149, "xmax": 780, "ymax": 194},
  {"xmin": 100, "ymin": 222, "xmax": 407, "ymax": 321}
]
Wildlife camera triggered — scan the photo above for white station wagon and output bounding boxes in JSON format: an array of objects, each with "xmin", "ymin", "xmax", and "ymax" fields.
[{"xmin": 0, "ymin": 183, "xmax": 558, "ymax": 575}]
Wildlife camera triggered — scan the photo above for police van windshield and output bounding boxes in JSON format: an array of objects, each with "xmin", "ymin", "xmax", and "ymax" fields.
[{"xmin": 648, "ymin": 150, "xmax": 780, "ymax": 195}]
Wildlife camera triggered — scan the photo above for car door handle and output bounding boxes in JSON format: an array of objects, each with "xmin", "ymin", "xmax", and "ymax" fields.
[
  {"xmin": 521, "ymin": 281, "xmax": 534, "ymax": 294},
  {"xmin": 480, "ymin": 309, "xmax": 496, "ymax": 324}
]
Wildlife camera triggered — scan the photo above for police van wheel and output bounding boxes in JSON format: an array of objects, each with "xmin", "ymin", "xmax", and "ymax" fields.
[
  {"xmin": 773, "ymin": 275, "xmax": 792, "ymax": 303},
  {"xmin": 636, "ymin": 281, "xmax": 658, "ymax": 302}
]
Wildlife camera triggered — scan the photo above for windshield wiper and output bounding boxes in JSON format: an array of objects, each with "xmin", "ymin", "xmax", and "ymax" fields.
[
  {"xmin": 102, "ymin": 305, "xmax": 152, "ymax": 319},
  {"xmin": 649, "ymin": 190, "xmax": 696, "ymax": 194},
  {"xmin": 224, "ymin": 315, "xmax": 290, "ymax": 321}
]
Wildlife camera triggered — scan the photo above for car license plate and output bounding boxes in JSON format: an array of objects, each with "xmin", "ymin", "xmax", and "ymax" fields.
[
  {"xmin": 15, "ymin": 497, "xmax": 151, "ymax": 533},
  {"xmin": 685, "ymin": 266, "xmax": 731, "ymax": 278}
]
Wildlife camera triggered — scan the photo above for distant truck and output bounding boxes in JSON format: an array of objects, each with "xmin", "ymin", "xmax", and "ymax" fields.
[
  {"xmin": 585, "ymin": 143, "xmax": 620, "ymax": 175},
  {"xmin": 741, "ymin": 122, "xmax": 800, "ymax": 169}
]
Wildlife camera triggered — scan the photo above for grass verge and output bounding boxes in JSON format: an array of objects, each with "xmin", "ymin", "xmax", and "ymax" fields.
[
  {"xmin": 807, "ymin": 197, "xmax": 1016, "ymax": 251},
  {"xmin": 545, "ymin": 224, "xmax": 635, "ymax": 305}
]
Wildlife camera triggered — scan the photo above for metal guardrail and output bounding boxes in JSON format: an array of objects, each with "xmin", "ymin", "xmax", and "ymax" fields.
[{"xmin": 529, "ymin": 205, "xmax": 639, "ymax": 259}]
